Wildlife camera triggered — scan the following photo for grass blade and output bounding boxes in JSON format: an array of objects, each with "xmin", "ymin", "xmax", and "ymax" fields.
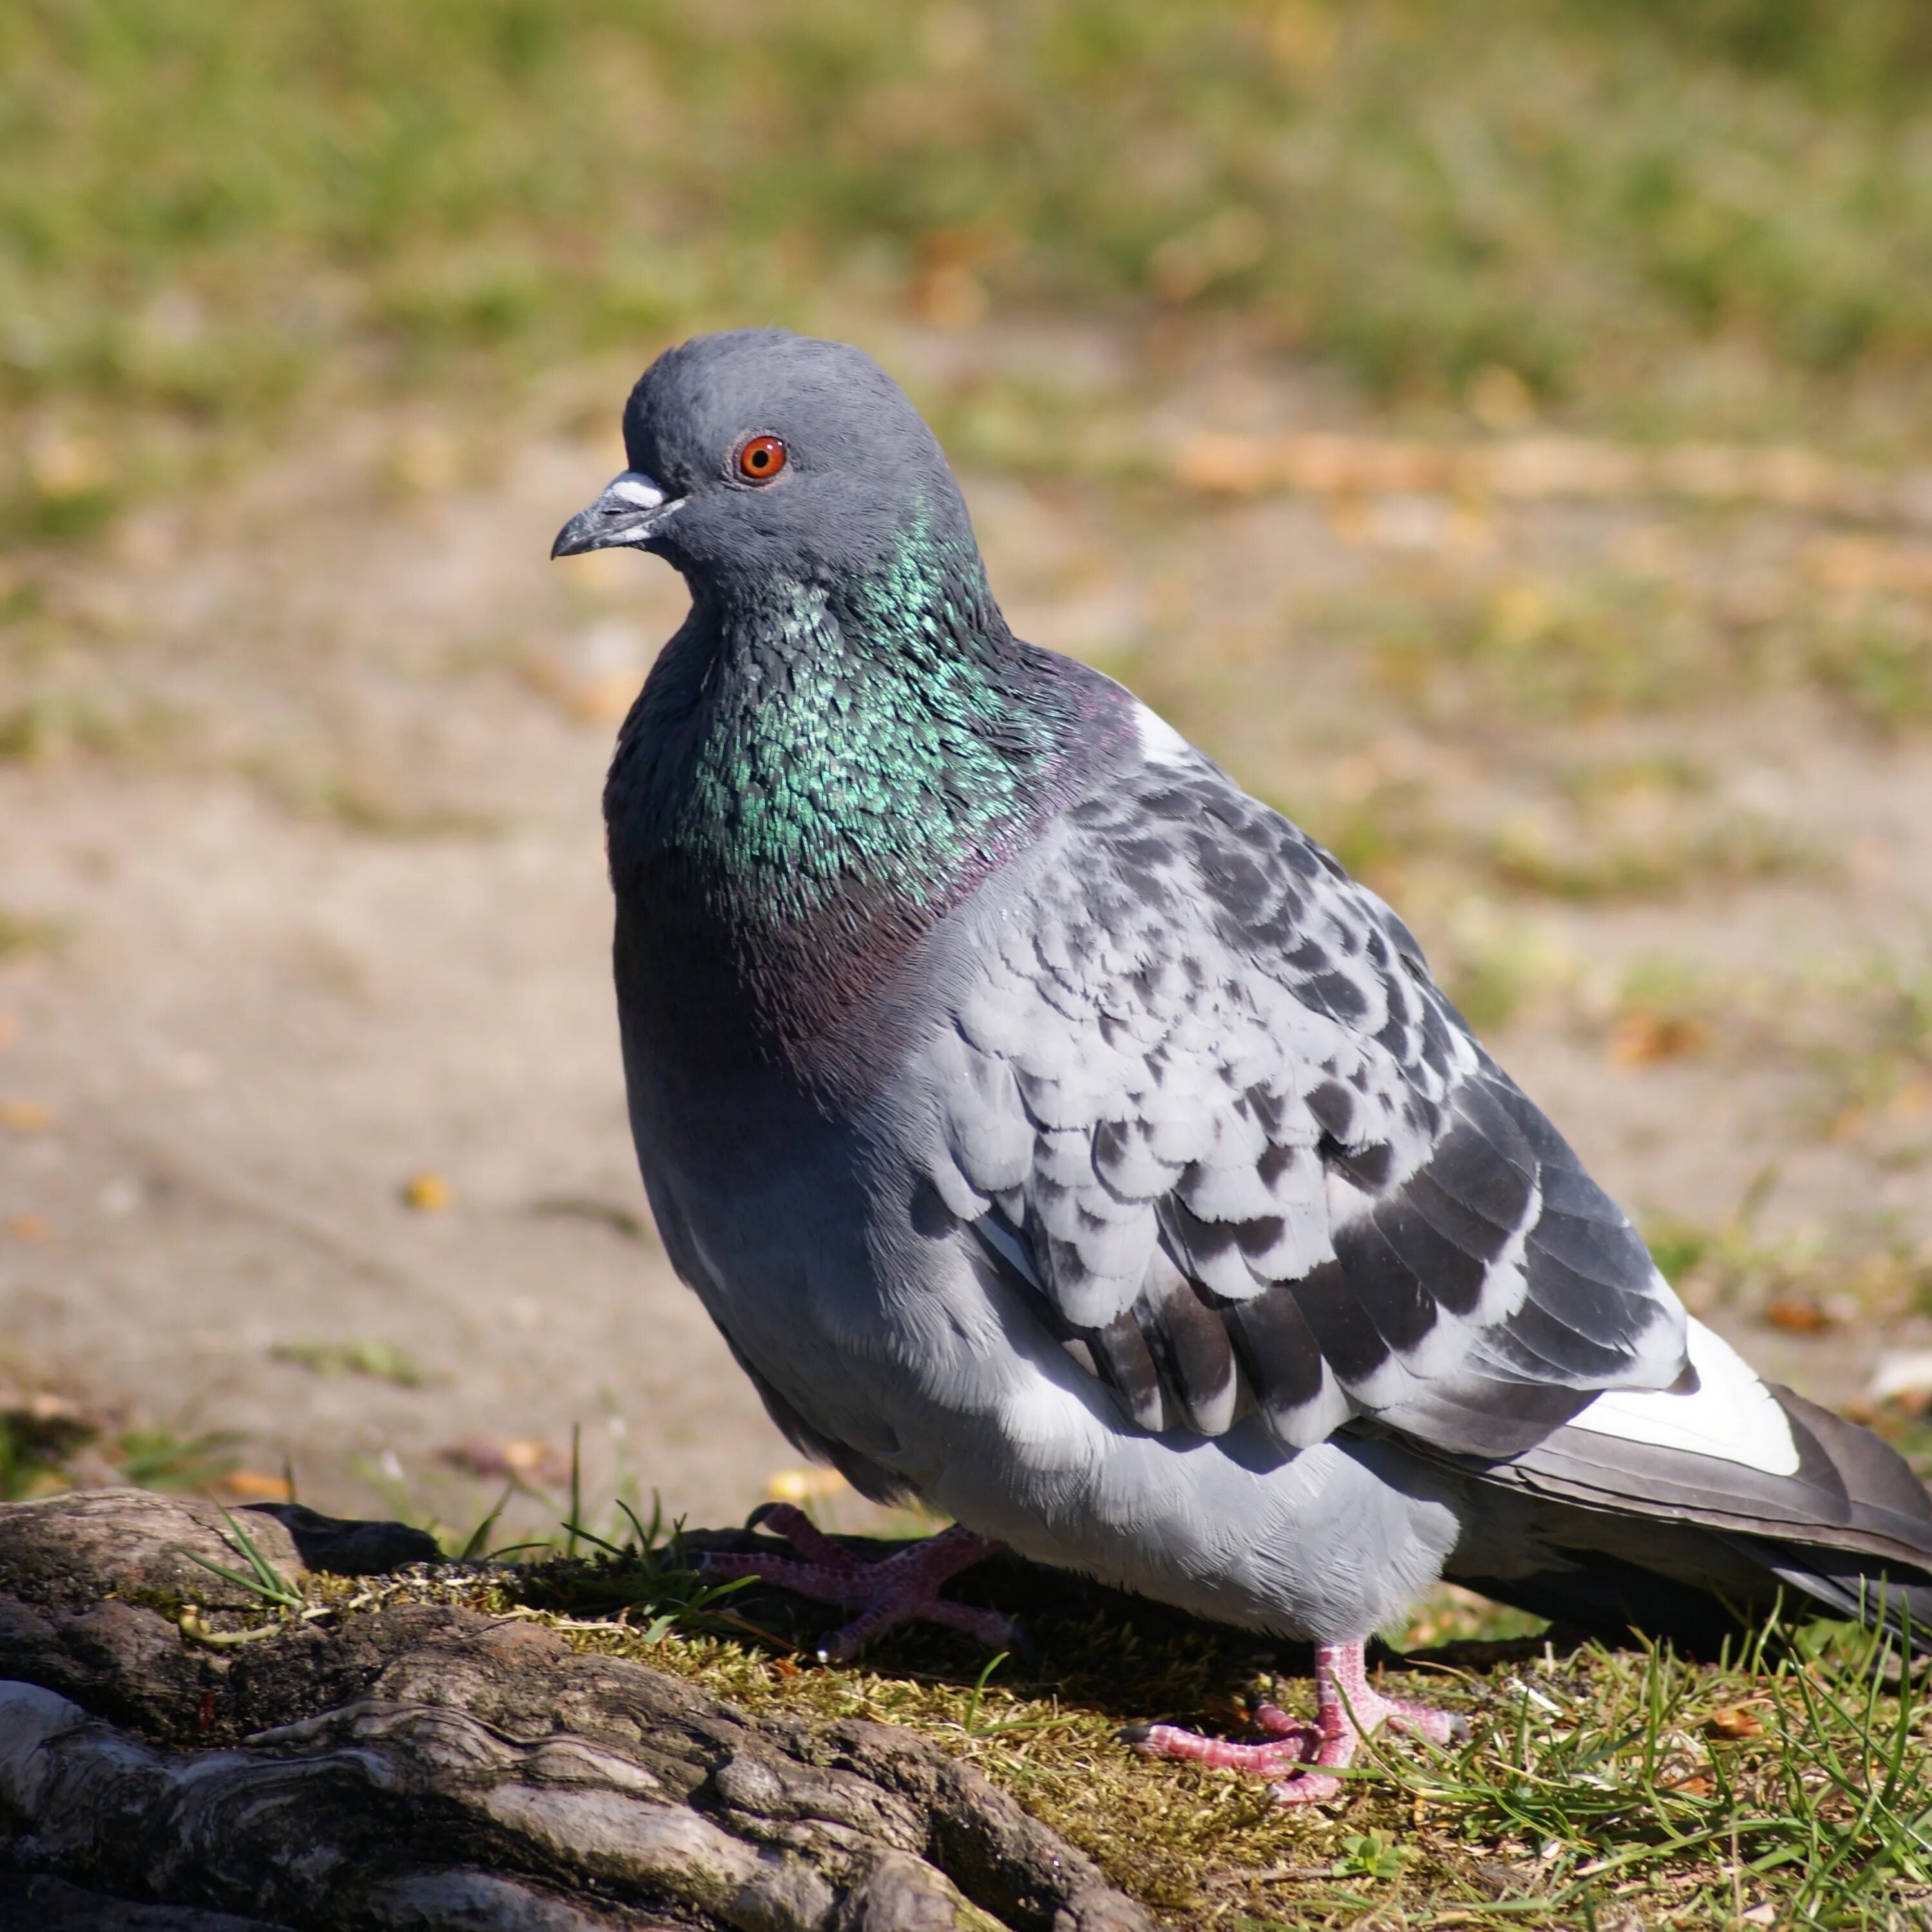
[{"xmin": 458, "ymin": 1483, "xmax": 515, "ymax": 1562}]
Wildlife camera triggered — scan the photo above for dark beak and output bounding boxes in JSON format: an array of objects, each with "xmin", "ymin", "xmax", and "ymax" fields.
[{"xmin": 551, "ymin": 470, "xmax": 681, "ymax": 559}]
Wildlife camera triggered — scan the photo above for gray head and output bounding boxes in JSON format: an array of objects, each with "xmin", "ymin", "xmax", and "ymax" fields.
[{"xmin": 552, "ymin": 330, "xmax": 974, "ymax": 589}]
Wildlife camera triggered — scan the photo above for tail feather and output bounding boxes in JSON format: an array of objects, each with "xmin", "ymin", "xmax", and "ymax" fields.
[
  {"xmin": 1434, "ymin": 1343, "xmax": 1932, "ymax": 1654},
  {"xmin": 1454, "ymin": 1541, "xmax": 1932, "ymax": 1660},
  {"xmin": 1738, "ymin": 1535, "xmax": 1932, "ymax": 1654},
  {"xmin": 1450, "ymin": 1551, "xmax": 1770, "ymax": 1660},
  {"xmin": 1769, "ymin": 1383, "xmax": 1932, "ymax": 1540}
]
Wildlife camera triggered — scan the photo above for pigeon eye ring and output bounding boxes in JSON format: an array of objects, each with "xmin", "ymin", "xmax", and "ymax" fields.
[{"xmin": 735, "ymin": 433, "xmax": 788, "ymax": 483}]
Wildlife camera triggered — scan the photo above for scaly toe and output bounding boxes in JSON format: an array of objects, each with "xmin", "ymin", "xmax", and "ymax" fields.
[
  {"xmin": 1268, "ymin": 1769, "xmax": 1347, "ymax": 1806},
  {"xmin": 1385, "ymin": 1699, "xmax": 1468, "ymax": 1747},
  {"xmin": 705, "ymin": 1520, "xmax": 1009, "ymax": 1661},
  {"xmin": 1124, "ymin": 1720, "xmax": 1320, "ymax": 1776}
]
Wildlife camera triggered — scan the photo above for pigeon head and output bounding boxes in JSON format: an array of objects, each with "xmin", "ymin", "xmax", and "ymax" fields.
[{"xmin": 553, "ymin": 329, "xmax": 976, "ymax": 591}]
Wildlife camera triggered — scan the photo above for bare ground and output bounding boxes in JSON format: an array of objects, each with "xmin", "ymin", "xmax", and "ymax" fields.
[{"xmin": 3, "ymin": 320, "xmax": 1931, "ymax": 1547}]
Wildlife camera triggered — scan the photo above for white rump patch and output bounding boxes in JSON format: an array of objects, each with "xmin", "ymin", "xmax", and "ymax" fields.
[
  {"xmin": 1567, "ymin": 1318, "xmax": 1799, "ymax": 1476},
  {"xmin": 1134, "ymin": 703, "xmax": 1196, "ymax": 768}
]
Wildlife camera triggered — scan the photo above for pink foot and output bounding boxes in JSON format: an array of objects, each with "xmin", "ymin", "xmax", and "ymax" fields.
[
  {"xmin": 702, "ymin": 1504, "xmax": 1016, "ymax": 1662},
  {"xmin": 1125, "ymin": 1641, "xmax": 1466, "ymax": 1804}
]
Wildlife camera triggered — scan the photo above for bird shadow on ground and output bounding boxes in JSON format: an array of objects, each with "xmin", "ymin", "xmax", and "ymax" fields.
[{"xmin": 645, "ymin": 1525, "xmax": 1571, "ymax": 1709}]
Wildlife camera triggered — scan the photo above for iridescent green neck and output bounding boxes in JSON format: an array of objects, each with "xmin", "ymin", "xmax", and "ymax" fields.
[
  {"xmin": 607, "ymin": 514, "xmax": 1103, "ymax": 1069},
  {"xmin": 671, "ymin": 526, "xmax": 1071, "ymax": 922}
]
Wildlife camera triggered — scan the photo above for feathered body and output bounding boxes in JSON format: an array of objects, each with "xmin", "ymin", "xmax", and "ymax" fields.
[{"xmin": 578, "ymin": 330, "xmax": 1932, "ymax": 1661}]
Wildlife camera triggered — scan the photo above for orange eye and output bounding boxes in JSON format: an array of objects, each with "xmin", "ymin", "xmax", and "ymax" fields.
[{"xmin": 737, "ymin": 434, "xmax": 787, "ymax": 482}]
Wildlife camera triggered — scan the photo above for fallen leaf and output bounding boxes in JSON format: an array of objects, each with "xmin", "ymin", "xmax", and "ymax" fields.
[
  {"xmin": 1606, "ymin": 1010, "xmax": 1707, "ymax": 1068},
  {"xmin": 401, "ymin": 1171, "xmax": 452, "ymax": 1212},
  {"xmin": 910, "ymin": 259, "xmax": 989, "ymax": 331},
  {"xmin": 17, "ymin": 1392, "xmax": 84, "ymax": 1424},
  {"xmin": 1665, "ymin": 1773, "xmax": 1714, "ymax": 1797},
  {"xmin": 220, "ymin": 1470, "xmax": 294, "ymax": 1502},
  {"xmin": 1805, "ymin": 534, "xmax": 1932, "ymax": 596},
  {"xmin": 1763, "ymin": 1297, "xmax": 1833, "ymax": 1334},
  {"xmin": 1707, "ymin": 1707, "xmax": 1764, "ymax": 1739},
  {"xmin": 0, "ymin": 1098, "xmax": 56, "ymax": 1132},
  {"xmin": 440, "ymin": 1435, "xmax": 569, "ymax": 1486},
  {"xmin": 501, "ymin": 1438, "xmax": 556, "ymax": 1476},
  {"xmin": 1887, "ymin": 1081, "xmax": 1932, "ymax": 1122},
  {"xmin": 3, "ymin": 1213, "xmax": 51, "ymax": 1242},
  {"xmin": 764, "ymin": 1466, "xmax": 851, "ymax": 1506}
]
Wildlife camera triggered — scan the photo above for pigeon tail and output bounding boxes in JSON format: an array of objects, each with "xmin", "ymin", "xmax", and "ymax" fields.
[{"xmin": 1443, "ymin": 1352, "xmax": 1932, "ymax": 1657}]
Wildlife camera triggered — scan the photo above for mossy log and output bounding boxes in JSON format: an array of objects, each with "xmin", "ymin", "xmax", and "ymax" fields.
[{"xmin": 0, "ymin": 1491, "xmax": 1153, "ymax": 1932}]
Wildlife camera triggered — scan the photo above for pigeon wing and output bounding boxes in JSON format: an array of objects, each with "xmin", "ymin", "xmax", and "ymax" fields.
[{"xmin": 919, "ymin": 734, "xmax": 1686, "ymax": 1459}]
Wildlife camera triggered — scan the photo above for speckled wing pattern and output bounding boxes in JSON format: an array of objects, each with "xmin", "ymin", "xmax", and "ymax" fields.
[{"xmin": 920, "ymin": 739, "xmax": 1688, "ymax": 1459}]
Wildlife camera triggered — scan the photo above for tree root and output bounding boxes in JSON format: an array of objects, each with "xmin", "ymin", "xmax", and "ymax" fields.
[{"xmin": 0, "ymin": 1490, "xmax": 1152, "ymax": 1932}]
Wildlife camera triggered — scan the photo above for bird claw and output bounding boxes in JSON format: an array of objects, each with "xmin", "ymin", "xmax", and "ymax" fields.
[
  {"xmin": 1124, "ymin": 1641, "xmax": 1466, "ymax": 1805},
  {"xmin": 1388, "ymin": 1700, "xmax": 1469, "ymax": 1747},
  {"xmin": 1124, "ymin": 1701, "xmax": 1329, "ymax": 1785},
  {"xmin": 702, "ymin": 1504, "xmax": 1015, "ymax": 1661}
]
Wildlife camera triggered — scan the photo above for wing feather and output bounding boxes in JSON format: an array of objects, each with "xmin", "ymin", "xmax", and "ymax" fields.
[{"xmin": 916, "ymin": 726, "xmax": 1687, "ymax": 1457}]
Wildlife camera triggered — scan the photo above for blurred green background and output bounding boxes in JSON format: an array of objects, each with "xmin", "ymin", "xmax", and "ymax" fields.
[{"xmin": 8, "ymin": 0, "xmax": 1932, "ymax": 539}]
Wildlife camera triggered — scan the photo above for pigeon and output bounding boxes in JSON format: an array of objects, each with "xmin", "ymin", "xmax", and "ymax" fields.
[{"xmin": 554, "ymin": 329, "xmax": 1932, "ymax": 1802}]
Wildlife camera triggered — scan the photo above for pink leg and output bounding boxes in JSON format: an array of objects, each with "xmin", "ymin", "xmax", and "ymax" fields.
[
  {"xmin": 701, "ymin": 1504, "xmax": 1016, "ymax": 1662},
  {"xmin": 1126, "ymin": 1640, "xmax": 1466, "ymax": 1805}
]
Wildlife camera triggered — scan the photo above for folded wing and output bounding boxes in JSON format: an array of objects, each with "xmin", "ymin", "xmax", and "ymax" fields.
[{"xmin": 919, "ymin": 735, "xmax": 1687, "ymax": 1459}]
